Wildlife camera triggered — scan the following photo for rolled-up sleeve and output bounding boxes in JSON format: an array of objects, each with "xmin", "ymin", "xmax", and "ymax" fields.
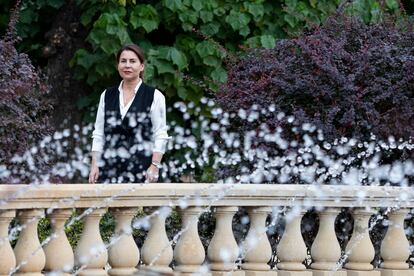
[
  {"xmin": 151, "ymin": 89, "xmax": 170, "ymax": 154},
  {"xmin": 91, "ymin": 90, "xmax": 106, "ymax": 153}
]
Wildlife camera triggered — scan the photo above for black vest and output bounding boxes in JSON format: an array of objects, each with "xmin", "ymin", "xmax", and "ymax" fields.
[{"xmin": 99, "ymin": 82, "xmax": 155, "ymax": 183}]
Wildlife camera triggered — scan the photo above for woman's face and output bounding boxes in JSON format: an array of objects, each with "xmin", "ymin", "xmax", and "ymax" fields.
[{"xmin": 117, "ymin": 50, "xmax": 144, "ymax": 82}]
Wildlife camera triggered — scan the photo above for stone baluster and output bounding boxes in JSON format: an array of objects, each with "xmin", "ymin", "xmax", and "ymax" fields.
[
  {"xmin": 380, "ymin": 208, "xmax": 413, "ymax": 276},
  {"xmin": 207, "ymin": 206, "xmax": 241, "ymax": 275},
  {"xmin": 0, "ymin": 210, "xmax": 16, "ymax": 276},
  {"xmin": 174, "ymin": 207, "xmax": 208, "ymax": 274},
  {"xmin": 277, "ymin": 208, "xmax": 311, "ymax": 276},
  {"xmin": 310, "ymin": 208, "xmax": 345, "ymax": 276},
  {"xmin": 241, "ymin": 207, "xmax": 272, "ymax": 275},
  {"xmin": 14, "ymin": 209, "xmax": 46, "ymax": 276},
  {"xmin": 43, "ymin": 209, "xmax": 74, "ymax": 275},
  {"xmin": 74, "ymin": 208, "xmax": 107, "ymax": 276},
  {"xmin": 108, "ymin": 208, "xmax": 140, "ymax": 276},
  {"xmin": 141, "ymin": 207, "xmax": 173, "ymax": 272},
  {"xmin": 344, "ymin": 208, "xmax": 379, "ymax": 276}
]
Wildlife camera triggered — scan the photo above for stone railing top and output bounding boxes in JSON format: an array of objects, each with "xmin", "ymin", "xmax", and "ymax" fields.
[{"xmin": 0, "ymin": 183, "xmax": 413, "ymax": 210}]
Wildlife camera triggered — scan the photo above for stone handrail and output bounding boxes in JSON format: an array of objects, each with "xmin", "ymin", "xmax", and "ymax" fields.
[{"xmin": 0, "ymin": 183, "xmax": 413, "ymax": 276}]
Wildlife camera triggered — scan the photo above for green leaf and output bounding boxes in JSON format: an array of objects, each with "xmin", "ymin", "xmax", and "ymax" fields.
[
  {"xmin": 284, "ymin": 14, "xmax": 297, "ymax": 28},
  {"xmin": 385, "ymin": 0, "xmax": 398, "ymax": 10},
  {"xmin": 260, "ymin": 35, "xmax": 275, "ymax": 48},
  {"xmin": 245, "ymin": 36, "xmax": 261, "ymax": 48},
  {"xmin": 195, "ymin": 41, "xmax": 217, "ymax": 58},
  {"xmin": 211, "ymin": 66, "xmax": 227, "ymax": 82},
  {"xmin": 153, "ymin": 59, "xmax": 176, "ymax": 74},
  {"xmin": 370, "ymin": 1, "xmax": 381, "ymax": 23},
  {"xmin": 157, "ymin": 46, "xmax": 172, "ymax": 60},
  {"xmin": 177, "ymin": 87, "xmax": 188, "ymax": 100},
  {"xmin": 191, "ymin": 0, "xmax": 203, "ymax": 11},
  {"xmin": 213, "ymin": 7, "xmax": 226, "ymax": 16},
  {"xmin": 170, "ymin": 48, "xmax": 188, "ymax": 70},
  {"xmin": 89, "ymin": 13, "xmax": 131, "ymax": 53},
  {"xmin": 71, "ymin": 49, "xmax": 95, "ymax": 69},
  {"xmin": 144, "ymin": 63, "xmax": 154, "ymax": 81},
  {"xmin": 130, "ymin": 4, "xmax": 160, "ymax": 33},
  {"xmin": 203, "ymin": 56, "xmax": 220, "ymax": 67},
  {"xmin": 225, "ymin": 10, "xmax": 251, "ymax": 32},
  {"xmin": 19, "ymin": 7, "xmax": 37, "ymax": 24},
  {"xmin": 239, "ymin": 26, "xmax": 250, "ymax": 37},
  {"xmin": 95, "ymin": 62, "xmax": 114, "ymax": 77},
  {"xmin": 162, "ymin": 0, "xmax": 183, "ymax": 12},
  {"xmin": 80, "ymin": 5, "xmax": 100, "ymax": 26},
  {"xmin": 178, "ymin": 9, "xmax": 198, "ymax": 24},
  {"xmin": 175, "ymin": 35, "xmax": 197, "ymax": 51},
  {"xmin": 181, "ymin": 23, "xmax": 194, "ymax": 32},
  {"xmin": 285, "ymin": 0, "xmax": 298, "ymax": 9},
  {"xmin": 199, "ymin": 11, "xmax": 213, "ymax": 23},
  {"xmin": 200, "ymin": 22, "xmax": 220, "ymax": 36},
  {"xmin": 244, "ymin": 2, "xmax": 264, "ymax": 19}
]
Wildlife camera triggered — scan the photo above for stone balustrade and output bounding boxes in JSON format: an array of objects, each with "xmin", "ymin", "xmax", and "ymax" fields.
[{"xmin": 0, "ymin": 183, "xmax": 413, "ymax": 276}]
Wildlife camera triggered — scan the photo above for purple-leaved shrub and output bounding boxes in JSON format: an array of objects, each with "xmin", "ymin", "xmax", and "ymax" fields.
[
  {"xmin": 0, "ymin": 1, "xmax": 53, "ymax": 183},
  {"xmin": 217, "ymin": 15, "xmax": 414, "ymax": 142},
  {"xmin": 213, "ymin": 13, "xmax": 413, "ymax": 184}
]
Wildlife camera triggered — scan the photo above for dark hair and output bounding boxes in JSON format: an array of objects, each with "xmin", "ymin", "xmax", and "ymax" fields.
[{"xmin": 116, "ymin": 44, "xmax": 145, "ymax": 78}]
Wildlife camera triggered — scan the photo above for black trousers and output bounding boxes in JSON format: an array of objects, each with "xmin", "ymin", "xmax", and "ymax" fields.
[{"xmin": 98, "ymin": 156, "xmax": 151, "ymax": 184}]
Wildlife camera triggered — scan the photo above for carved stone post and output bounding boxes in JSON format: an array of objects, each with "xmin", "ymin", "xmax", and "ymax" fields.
[
  {"xmin": 277, "ymin": 208, "xmax": 311, "ymax": 276},
  {"xmin": 174, "ymin": 207, "xmax": 209, "ymax": 274},
  {"xmin": 207, "ymin": 206, "xmax": 242, "ymax": 276},
  {"xmin": 74, "ymin": 208, "xmax": 107, "ymax": 276},
  {"xmin": 241, "ymin": 207, "xmax": 272, "ymax": 275},
  {"xmin": 0, "ymin": 210, "xmax": 16, "ymax": 276},
  {"xmin": 311, "ymin": 208, "xmax": 345, "ymax": 276},
  {"xmin": 141, "ymin": 207, "xmax": 173, "ymax": 272},
  {"xmin": 345, "ymin": 208, "xmax": 379, "ymax": 276},
  {"xmin": 108, "ymin": 207, "xmax": 139, "ymax": 276},
  {"xmin": 14, "ymin": 209, "xmax": 46, "ymax": 276},
  {"xmin": 380, "ymin": 208, "xmax": 414, "ymax": 276},
  {"xmin": 43, "ymin": 209, "xmax": 74, "ymax": 275}
]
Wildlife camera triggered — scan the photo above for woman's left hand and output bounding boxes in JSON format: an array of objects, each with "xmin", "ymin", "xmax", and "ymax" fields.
[{"xmin": 146, "ymin": 164, "xmax": 159, "ymax": 183}]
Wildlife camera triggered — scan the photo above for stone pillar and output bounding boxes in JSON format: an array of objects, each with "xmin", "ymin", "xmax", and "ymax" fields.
[
  {"xmin": 380, "ymin": 208, "xmax": 414, "ymax": 276},
  {"xmin": 14, "ymin": 209, "xmax": 46, "ymax": 276},
  {"xmin": 241, "ymin": 207, "xmax": 273, "ymax": 276},
  {"xmin": 277, "ymin": 208, "xmax": 311, "ymax": 276},
  {"xmin": 207, "ymin": 206, "xmax": 243, "ymax": 276},
  {"xmin": 43, "ymin": 209, "xmax": 74, "ymax": 275},
  {"xmin": 74, "ymin": 208, "xmax": 107, "ymax": 276},
  {"xmin": 310, "ymin": 208, "xmax": 345, "ymax": 276},
  {"xmin": 141, "ymin": 207, "xmax": 173, "ymax": 273},
  {"xmin": 108, "ymin": 207, "xmax": 140, "ymax": 276},
  {"xmin": 174, "ymin": 207, "xmax": 209, "ymax": 275},
  {"xmin": 0, "ymin": 210, "xmax": 16, "ymax": 276},
  {"xmin": 344, "ymin": 208, "xmax": 379, "ymax": 276}
]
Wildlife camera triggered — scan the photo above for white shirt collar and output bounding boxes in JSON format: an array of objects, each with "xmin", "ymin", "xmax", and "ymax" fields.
[{"xmin": 118, "ymin": 79, "xmax": 143, "ymax": 95}]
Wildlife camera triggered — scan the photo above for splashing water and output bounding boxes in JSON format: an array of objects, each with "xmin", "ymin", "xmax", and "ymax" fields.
[{"xmin": 1, "ymin": 98, "xmax": 413, "ymax": 273}]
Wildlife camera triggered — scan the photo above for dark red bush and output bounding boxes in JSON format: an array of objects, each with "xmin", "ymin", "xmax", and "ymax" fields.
[
  {"xmin": 217, "ymin": 15, "xmax": 414, "ymax": 142},
  {"xmin": 213, "ymin": 13, "xmax": 413, "ymax": 184},
  {"xmin": 0, "ymin": 2, "xmax": 53, "ymax": 183}
]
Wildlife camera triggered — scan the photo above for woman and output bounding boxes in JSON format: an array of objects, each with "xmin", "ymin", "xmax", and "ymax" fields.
[{"xmin": 89, "ymin": 44, "xmax": 169, "ymax": 183}]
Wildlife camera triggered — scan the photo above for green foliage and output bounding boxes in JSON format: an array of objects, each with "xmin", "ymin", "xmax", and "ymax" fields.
[
  {"xmin": 0, "ymin": 0, "xmax": 405, "ymax": 180},
  {"xmin": 0, "ymin": 0, "xmax": 65, "ymax": 62},
  {"xmin": 69, "ymin": 0, "xmax": 354, "ymax": 104},
  {"xmin": 0, "ymin": 0, "xmax": 406, "ymax": 103}
]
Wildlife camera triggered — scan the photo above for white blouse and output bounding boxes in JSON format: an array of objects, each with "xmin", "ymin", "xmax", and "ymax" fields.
[{"xmin": 91, "ymin": 80, "xmax": 170, "ymax": 154}]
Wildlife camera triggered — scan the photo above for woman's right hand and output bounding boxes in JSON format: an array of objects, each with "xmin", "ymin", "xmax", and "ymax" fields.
[{"xmin": 89, "ymin": 165, "xmax": 99, "ymax": 183}]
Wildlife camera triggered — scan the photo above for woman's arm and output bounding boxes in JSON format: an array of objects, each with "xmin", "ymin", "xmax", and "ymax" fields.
[
  {"xmin": 147, "ymin": 89, "xmax": 170, "ymax": 182},
  {"xmin": 89, "ymin": 90, "xmax": 106, "ymax": 183}
]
